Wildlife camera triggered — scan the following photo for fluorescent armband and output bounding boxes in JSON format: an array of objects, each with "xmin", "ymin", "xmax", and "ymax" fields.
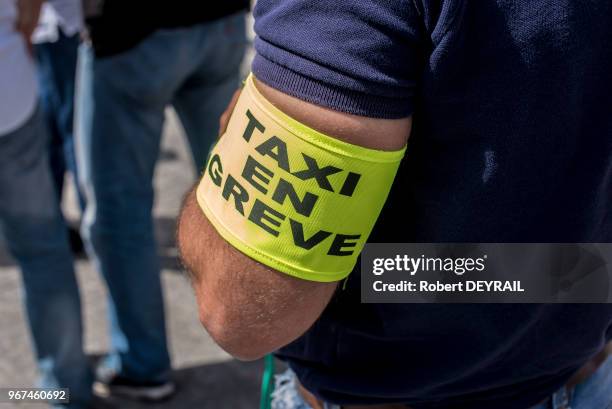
[{"xmin": 196, "ymin": 74, "xmax": 405, "ymax": 282}]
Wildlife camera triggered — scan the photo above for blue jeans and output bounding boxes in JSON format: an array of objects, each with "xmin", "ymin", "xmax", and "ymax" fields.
[
  {"xmin": 529, "ymin": 355, "xmax": 612, "ymax": 409},
  {"xmin": 0, "ymin": 106, "xmax": 92, "ymax": 408},
  {"xmin": 273, "ymin": 356, "xmax": 612, "ymax": 409},
  {"xmin": 35, "ymin": 31, "xmax": 85, "ymax": 210},
  {"xmin": 75, "ymin": 12, "xmax": 247, "ymax": 382}
]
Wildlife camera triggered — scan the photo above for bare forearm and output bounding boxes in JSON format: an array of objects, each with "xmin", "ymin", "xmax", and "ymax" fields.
[
  {"xmin": 178, "ymin": 188, "xmax": 337, "ymax": 360},
  {"xmin": 177, "ymin": 76, "xmax": 410, "ymax": 360},
  {"xmin": 15, "ymin": 0, "xmax": 44, "ymax": 50}
]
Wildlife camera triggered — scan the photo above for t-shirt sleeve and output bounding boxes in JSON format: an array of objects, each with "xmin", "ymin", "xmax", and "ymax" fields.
[{"xmin": 251, "ymin": 0, "xmax": 424, "ymax": 119}]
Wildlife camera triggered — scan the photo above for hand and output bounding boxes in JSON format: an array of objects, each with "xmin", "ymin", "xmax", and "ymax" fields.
[{"xmin": 15, "ymin": 0, "xmax": 44, "ymax": 56}]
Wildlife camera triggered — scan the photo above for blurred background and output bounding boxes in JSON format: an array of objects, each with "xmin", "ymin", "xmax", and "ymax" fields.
[{"xmin": 0, "ymin": 6, "xmax": 264, "ymax": 409}]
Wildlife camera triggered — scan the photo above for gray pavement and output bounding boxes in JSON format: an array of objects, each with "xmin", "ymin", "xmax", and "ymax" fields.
[{"xmin": 0, "ymin": 111, "xmax": 265, "ymax": 409}]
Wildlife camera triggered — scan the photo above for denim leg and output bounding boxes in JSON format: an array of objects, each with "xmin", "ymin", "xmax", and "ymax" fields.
[
  {"xmin": 35, "ymin": 39, "xmax": 64, "ymax": 201},
  {"xmin": 550, "ymin": 387, "xmax": 572, "ymax": 409},
  {"xmin": 0, "ymin": 107, "xmax": 92, "ymax": 408},
  {"xmin": 528, "ymin": 356, "xmax": 612, "ymax": 409},
  {"xmin": 173, "ymin": 11, "xmax": 247, "ymax": 172},
  {"xmin": 35, "ymin": 32, "xmax": 84, "ymax": 210},
  {"xmin": 270, "ymin": 369, "xmax": 313, "ymax": 409},
  {"xmin": 270, "ymin": 369, "xmax": 342, "ymax": 409},
  {"xmin": 570, "ymin": 355, "xmax": 612, "ymax": 409},
  {"xmin": 76, "ymin": 43, "xmax": 171, "ymax": 382}
]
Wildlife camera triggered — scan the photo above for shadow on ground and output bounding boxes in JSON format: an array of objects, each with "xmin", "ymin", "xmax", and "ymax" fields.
[
  {"xmin": 0, "ymin": 232, "xmax": 13, "ymax": 267},
  {"xmin": 102, "ymin": 359, "xmax": 264, "ymax": 409},
  {"xmin": 155, "ymin": 216, "xmax": 182, "ymax": 272}
]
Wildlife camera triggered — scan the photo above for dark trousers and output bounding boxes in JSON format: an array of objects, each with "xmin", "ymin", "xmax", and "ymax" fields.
[{"xmin": 35, "ymin": 30, "xmax": 85, "ymax": 211}]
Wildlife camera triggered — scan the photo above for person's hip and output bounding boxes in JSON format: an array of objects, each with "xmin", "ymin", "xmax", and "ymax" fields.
[{"xmin": 289, "ymin": 347, "xmax": 612, "ymax": 409}]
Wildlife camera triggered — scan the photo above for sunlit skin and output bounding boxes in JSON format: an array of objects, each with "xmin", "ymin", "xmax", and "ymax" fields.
[{"xmin": 177, "ymin": 77, "xmax": 411, "ymax": 360}]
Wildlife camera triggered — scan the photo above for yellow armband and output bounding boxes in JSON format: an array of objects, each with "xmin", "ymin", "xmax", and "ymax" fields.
[{"xmin": 196, "ymin": 74, "xmax": 405, "ymax": 282}]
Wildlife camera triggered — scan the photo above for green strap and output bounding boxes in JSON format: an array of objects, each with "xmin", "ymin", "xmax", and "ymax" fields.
[{"xmin": 260, "ymin": 354, "xmax": 276, "ymax": 409}]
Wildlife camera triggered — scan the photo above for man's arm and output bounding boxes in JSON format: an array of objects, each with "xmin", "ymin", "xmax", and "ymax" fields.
[
  {"xmin": 15, "ymin": 0, "xmax": 44, "ymax": 55},
  {"xmin": 177, "ymin": 78, "xmax": 411, "ymax": 361}
]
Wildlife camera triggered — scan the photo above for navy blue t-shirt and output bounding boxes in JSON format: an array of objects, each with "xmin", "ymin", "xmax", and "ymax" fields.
[{"xmin": 252, "ymin": 1, "xmax": 612, "ymax": 408}]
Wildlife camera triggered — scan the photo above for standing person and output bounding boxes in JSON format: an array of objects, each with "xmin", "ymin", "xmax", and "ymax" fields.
[
  {"xmin": 0, "ymin": 0, "xmax": 94, "ymax": 407},
  {"xmin": 76, "ymin": 0, "xmax": 249, "ymax": 400},
  {"xmin": 177, "ymin": 1, "xmax": 612, "ymax": 408},
  {"xmin": 33, "ymin": 0, "xmax": 85, "ymax": 255}
]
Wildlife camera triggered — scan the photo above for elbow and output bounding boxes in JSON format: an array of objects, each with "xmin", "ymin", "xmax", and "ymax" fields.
[
  {"xmin": 178, "ymin": 188, "xmax": 328, "ymax": 360},
  {"xmin": 178, "ymin": 189, "xmax": 274, "ymax": 360},
  {"xmin": 197, "ymin": 302, "xmax": 271, "ymax": 361}
]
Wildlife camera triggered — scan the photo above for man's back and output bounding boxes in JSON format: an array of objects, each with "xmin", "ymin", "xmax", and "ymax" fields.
[
  {"xmin": 387, "ymin": 0, "xmax": 612, "ymax": 243},
  {"xmin": 251, "ymin": 1, "xmax": 612, "ymax": 407}
]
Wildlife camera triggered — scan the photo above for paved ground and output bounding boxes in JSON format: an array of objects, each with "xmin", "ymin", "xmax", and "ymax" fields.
[{"xmin": 0, "ymin": 108, "xmax": 266, "ymax": 409}]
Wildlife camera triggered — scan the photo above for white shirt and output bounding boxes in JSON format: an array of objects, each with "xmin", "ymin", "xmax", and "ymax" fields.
[
  {"xmin": 0, "ymin": 0, "xmax": 38, "ymax": 136},
  {"xmin": 32, "ymin": 0, "xmax": 83, "ymax": 44}
]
